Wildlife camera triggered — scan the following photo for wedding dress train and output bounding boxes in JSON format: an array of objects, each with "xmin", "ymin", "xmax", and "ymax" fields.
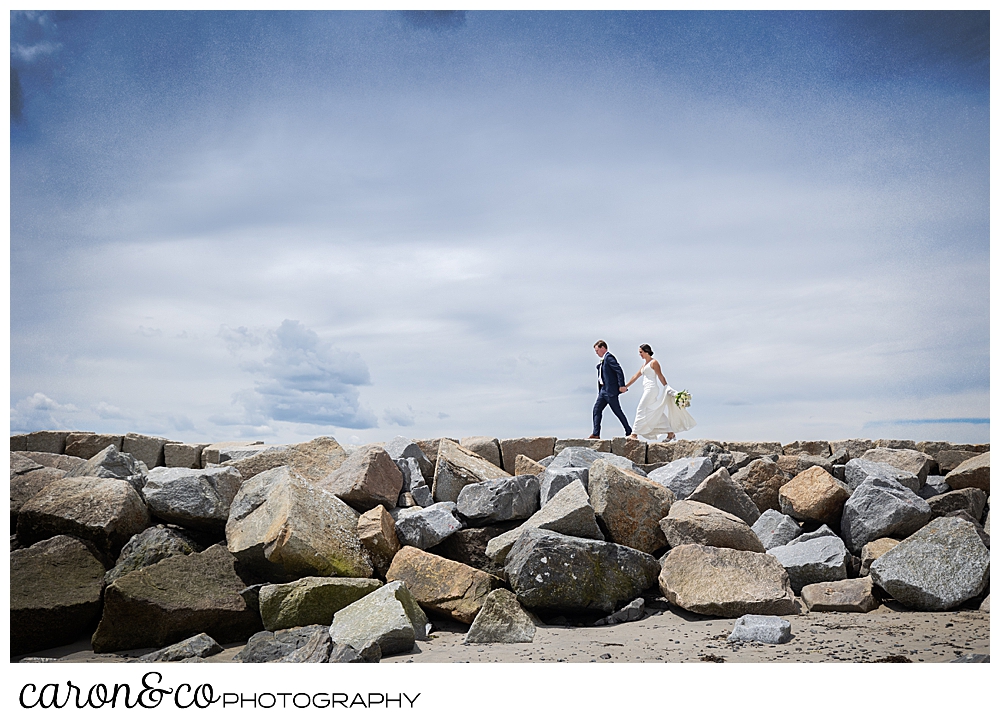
[{"xmin": 632, "ymin": 362, "xmax": 696, "ymax": 440}]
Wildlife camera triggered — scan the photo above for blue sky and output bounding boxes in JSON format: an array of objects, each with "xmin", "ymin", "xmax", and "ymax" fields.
[{"xmin": 9, "ymin": 10, "xmax": 989, "ymax": 445}]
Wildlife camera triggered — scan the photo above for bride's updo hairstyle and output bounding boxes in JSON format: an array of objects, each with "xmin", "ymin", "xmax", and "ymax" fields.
[{"xmin": 639, "ymin": 344, "xmax": 654, "ymax": 356}]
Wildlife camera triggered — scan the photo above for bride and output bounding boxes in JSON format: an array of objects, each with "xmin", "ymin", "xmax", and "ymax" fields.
[{"xmin": 624, "ymin": 344, "xmax": 696, "ymax": 441}]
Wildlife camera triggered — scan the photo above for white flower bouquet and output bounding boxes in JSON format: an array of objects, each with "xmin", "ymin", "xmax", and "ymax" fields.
[{"xmin": 674, "ymin": 390, "xmax": 692, "ymax": 408}]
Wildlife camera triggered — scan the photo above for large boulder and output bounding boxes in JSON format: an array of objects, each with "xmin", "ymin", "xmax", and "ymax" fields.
[
  {"xmin": 554, "ymin": 438, "xmax": 613, "ymax": 454},
  {"xmin": 226, "ymin": 466, "xmax": 373, "ymax": 582},
  {"xmin": 659, "ymin": 544, "xmax": 797, "ymax": 617},
  {"xmin": 357, "ymin": 505, "xmax": 400, "ymax": 576},
  {"xmin": 318, "ymin": 447, "xmax": 403, "ymax": 511},
  {"xmin": 11, "ymin": 535, "xmax": 107, "ymax": 655},
  {"xmin": 485, "ymin": 481, "xmax": 603, "ymax": 565},
  {"xmin": 19, "ymin": 451, "xmax": 83, "ymax": 472},
  {"xmin": 11, "ymin": 451, "xmax": 42, "ymax": 475},
  {"xmin": 647, "ymin": 439, "xmax": 722, "ymax": 464},
  {"xmin": 499, "ymin": 437, "xmax": 556, "ymax": 474},
  {"xmin": 91, "ymin": 544, "xmax": 262, "ymax": 653},
  {"xmin": 464, "ymin": 589, "xmax": 536, "ymax": 644},
  {"xmin": 392, "ymin": 502, "xmax": 463, "ymax": 550},
  {"xmin": 25, "ymin": 430, "xmax": 72, "ymax": 454},
  {"xmin": 588, "ymin": 459, "xmax": 674, "ymax": 554},
  {"xmin": 384, "ymin": 437, "xmax": 435, "ymax": 482},
  {"xmin": 539, "ymin": 466, "xmax": 590, "ymax": 505},
  {"xmin": 861, "ymin": 447, "xmax": 932, "ymax": 485},
  {"xmin": 17, "ymin": 476, "xmax": 151, "ymax": 562},
  {"xmin": 11, "ymin": 465, "xmax": 66, "ymax": 526},
  {"xmin": 611, "ymin": 436, "xmax": 647, "ymax": 465},
  {"xmin": 67, "ymin": 445, "xmax": 147, "ymax": 491},
  {"xmin": 767, "ymin": 535, "xmax": 849, "ymax": 592},
  {"xmin": 432, "ymin": 440, "xmax": 508, "ymax": 503},
  {"xmin": 226, "ymin": 436, "xmax": 349, "ymax": 486},
  {"xmin": 106, "ymin": 525, "xmax": 202, "ymax": 584},
  {"xmin": 800, "ymin": 576, "xmax": 879, "ymax": 613},
  {"xmin": 844, "ymin": 458, "xmax": 920, "ymax": 493},
  {"xmin": 142, "ymin": 466, "xmax": 242, "ymax": 532},
  {"xmin": 386, "ymin": 547, "xmax": 500, "ymax": 623},
  {"xmin": 777, "ymin": 454, "xmax": 833, "ymax": 478},
  {"xmin": 328, "ymin": 581, "xmax": 429, "ymax": 656},
  {"xmin": 783, "ymin": 441, "xmax": 831, "ymax": 457},
  {"xmin": 686, "ymin": 467, "xmax": 761, "ymax": 525},
  {"xmin": 459, "ymin": 436, "xmax": 503, "ymax": 469},
  {"xmin": 659, "ymin": 500, "xmax": 765, "ymax": 553},
  {"xmin": 934, "ymin": 449, "xmax": 980, "ymax": 474},
  {"xmin": 647, "ymin": 457, "xmax": 714, "ymax": 500},
  {"xmin": 64, "ymin": 433, "xmax": 123, "ymax": 459},
  {"xmin": 828, "ymin": 438, "xmax": 876, "ymax": 460},
  {"xmin": 259, "ymin": 577, "xmax": 382, "ymax": 630},
  {"xmin": 425, "ymin": 523, "xmax": 518, "ymax": 576},
  {"xmin": 504, "ymin": 528, "xmax": 660, "ymax": 613},
  {"xmin": 944, "ymin": 452, "xmax": 990, "ymax": 493},
  {"xmin": 841, "ymin": 478, "xmax": 932, "ymax": 553},
  {"xmin": 731, "ymin": 458, "xmax": 787, "ymax": 513},
  {"xmin": 927, "ymin": 488, "xmax": 988, "ymax": 521},
  {"xmin": 164, "ymin": 443, "xmax": 208, "ymax": 469},
  {"xmin": 122, "ymin": 433, "xmax": 172, "ymax": 469},
  {"xmin": 870, "ymin": 517, "xmax": 990, "ymax": 611},
  {"xmin": 778, "ymin": 467, "xmax": 850, "ymax": 526},
  {"xmin": 726, "ymin": 441, "xmax": 784, "ymax": 458},
  {"xmin": 751, "ymin": 509, "xmax": 803, "ymax": 550},
  {"xmin": 457, "ymin": 475, "xmax": 540, "ymax": 524}
]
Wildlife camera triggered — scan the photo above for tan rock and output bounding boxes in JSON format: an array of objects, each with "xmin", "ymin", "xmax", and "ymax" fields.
[
  {"xmin": 933, "ymin": 449, "xmax": 979, "ymax": 474},
  {"xmin": 164, "ymin": 443, "xmax": 208, "ymax": 469},
  {"xmin": 413, "ymin": 438, "xmax": 458, "ymax": 478},
  {"xmin": 554, "ymin": 438, "xmax": 612, "ymax": 454},
  {"xmin": 732, "ymin": 458, "xmax": 788, "ymax": 513},
  {"xmin": 777, "ymin": 454, "xmax": 833, "ymax": 477},
  {"xmin": 783, "ymin": 441, "xmax": 831, "ymax": 457},
  {"xmin": 459, "ymin": 437, "xmax": 503, "ymax": 469},
  {"xmin": 658, "ymin": 544, "xmax": 797, "ymax": 617},
  {"xmin": 829, "ymin": 438, "xmax": 875, "ymax": 460},
  {"xmin": 19, "ymin": 451, "xmax": 81, "ymax": 472},
  {"xmin": 725, "ymin": 441, "xmax": 783, "ymax": 457},
  {"xmin": 514, "ymin": 454, "xmax": 547, "ymax": 477},
  {"xmin": 860, "ymin": 538, "xmax": 900, "ymax": 576},
  {"xmin": 861, "ymin": 447, "xmax": 933, "ymax": 485},
  {"xmin": 229, "ymin": 436, "xmax": 348, "ymax": 485},
  {"xmin": 800, "ymin": 576, "xmax": 878, "ymax": 612},
  {"xmin": 588, "ymin": 459, "xmax": 673, "ymax": 554},
  {"xmin": 944, "ymin": 452, "xmax": 990, "ymax": 492},
  {"xmin": 357, "ymin": 505, "xmax": 400, "ymax": 576},
  {"xmin": 432, "ymin": 439, "xmax": 507, "ymax": 502},
  {"xmin": 874, "ymin": 438, "xmax": 917, "ymax": 450},
  {"xmin": 123, "ymin": 433, "xmax": 173, "ymax": 469},
  {"xmin": 659, "ymin": 500, "xmax": 765, "ymax": 553},
  {"xmin": 778, "ymin": 466, "xmax": 850, "ymax": 525},
  {"xmin": 25, "ymin": 430, "xmax": 73, "ymax": 454},
  {"xmin": 318, "ymin": 447, "xmax": 402, "ymax": 511},
  {"xmin": 611, "ymin": 436, "xmax": 647, "ymax": 464},
  {"xmin": 647, "ymin": 439, "xmax": 721, "ymax": 464},
  {"xmin": 499, "ymin": 437, "xmax": 556, "ymax": 474},
  {"xmin": 386, "ymin": 546, "xmax": 500, "ymax": 624},
  {"xmin": 64, "ymin": 433, "xmax": 123, "ymax": 459}
]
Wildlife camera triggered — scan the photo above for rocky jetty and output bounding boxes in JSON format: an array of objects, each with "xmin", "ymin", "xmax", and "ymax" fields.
[{"xmin": 8, "ymin": 433, "xmax": 990, "ymax": 660}]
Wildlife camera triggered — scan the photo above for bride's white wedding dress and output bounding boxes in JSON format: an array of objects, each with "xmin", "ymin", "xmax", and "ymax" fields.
[{"xmin": 632, "ymin": 362, "xmax": 697, "ymax": 440}]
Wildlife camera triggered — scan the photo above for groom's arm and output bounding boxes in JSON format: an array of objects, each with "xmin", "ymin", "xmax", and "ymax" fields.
[{"xmin": 606, "ymin": 354, "xmax": 627, "ymax": 391}]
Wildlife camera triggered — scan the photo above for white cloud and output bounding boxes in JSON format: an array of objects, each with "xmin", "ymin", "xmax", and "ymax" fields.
[{"xmin": 10, "ymin": 393, "xmax": 78, "ymax": 432}]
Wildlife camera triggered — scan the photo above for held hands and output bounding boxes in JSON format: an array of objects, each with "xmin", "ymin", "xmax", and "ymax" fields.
[{"xmin": 620, "ymin": 386, "xmax": 628, "ymax": 393}]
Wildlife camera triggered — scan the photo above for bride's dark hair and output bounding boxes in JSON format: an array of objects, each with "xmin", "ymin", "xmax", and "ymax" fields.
[{"xmin": 639, "ymin": 344, "xmax": 653, "ymax": 356}]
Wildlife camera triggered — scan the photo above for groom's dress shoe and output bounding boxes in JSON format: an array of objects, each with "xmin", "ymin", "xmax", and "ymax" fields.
[{"xmin": 588, "ymin": 435, "xmax": 600, "ymax": 439}]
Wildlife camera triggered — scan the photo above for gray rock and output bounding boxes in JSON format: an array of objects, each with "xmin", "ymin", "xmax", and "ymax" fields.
[
  {"xmin": 927, "ymin": 488, "xmax": 988, "ymax": 521},
  {"xmin": 259, "ymin": 577, "xmax": 383, "ymax": 631},
  {"xmin": 123, "ymin": 433, "xmax": 173, "ymax": 470},
  {"xmin": 918, "ymin": 475, "xmax": 951, "ymax": 500},
  {"xmin": 464, "ymin": 589, "xmax": 536, "ymax": 643},
  {"xmin": 732, "ymin": 458, "xmax": 791, "ymax": 513},
  {"xmin": 861, "ymin": 448, "xmax": 933, "ymax": 485},
  {"xmin": 539, "ymin": 466, "xmax": 590, "ymax": 505},
  {"xmin": 426, "ymin": 523, "xmax": 517, "ymax": 577},
  {"xmin": 767, "ymin": 535, "xmax": 849, "ymax": 592},
  {"xmin": 328, "ymin": 581, "xmax": 429, "ymax": 656},
  {"xmin": 432, "ymin": 440, "xmax": 508, "ymax": 502},
  {"xmin": 222, "ymin": 437, "xmax": 349, "ymax": 487},
  {"xmin": 384, "ymin": 436, "xmax": 435, "ymax": 482},
  {"xmin": 504, "ymin": 528, "xmax": 660, "ymax": 612},
  {"xmin": 319, "ymin": 447, "xmax": 403, "ymax": 511},
  {"xmin": 686, "ymin": 467, "xmax": 761, "ymax": 525},
  {"xmin": 792, "ymin": 524, "xmax": 838, "ymax": 543},
  {"xmin": 728, "ymin": 614, "xmax": 792, "ymax": 644},
  {"xmin": 11, "ymin": 451, "xmax": 43, "ymax": 475},
  {"xmin": 726, "ymin": 441, "xmax": 784, "ymax": 458},
  {"xmin": 392, "ymin": 502, "xmax": 463, "ymax": 549},
  {"xmin": 841, "ymin": 477, "xmax": 933, "ymax": 553},
  {"xmin": 844, "ymin": 458, "xmax": 920, "ymax": 493},
  {"xmin": 949, "ymin": 654, "xmax": 990, "ymax": 663},
  {"xmin": 238, "ymin": 625, "xmax": 330, "ymax": 663},
  {"xmin": 11, "ymin": 535, "xmax": 107, "ymax": 655},
  {"xmin": 547, "ymin": 446, "xmax": 645, "ymax": 476},
  {"xmin": 67, "ymin": 445, "xmax": 148, "ymax": 492},
  {"xmin": 138, "ymin": 633, "xmax": 223, "ymax": 662},
  {"xmin": 934, "ymin": 450, "xmax": 979, "ymax": 474},
  {"xmin": 11, "ymin": 466, "xmax": 66, "ymax": 527},
  {"xmin": 554, "ymin": 438, "xmax": 612, "ymax": 454},
  {"xmin": 457, "ymin": 475, "xmax": 540, "ymax": 524},
  {"xmin": 647, "ymin": 457, "xmax": 714, "ymax": 499},
  {"xmin": 277, "ymin": 627, "xmax": 334, "ymax": 663},
  {"xmin": 941, "ymin": 511, "xmax": 989, "ymax": 548},
  {"xmin": 395, "ymin": 457, "xmax": 425, "ymax": 492},
  {"xmin": 410, "ymin": 485, "xmax": 433, "ymax": 507},
  {"xmin": 18, "ymin": 451, "xmax": 83, "ymax": 472},
  {"xmin": 870, "ymin": 517, "xmax": 990, "ymax": 610},
  {"xmin": 485, "ymin": 481, "xmax": 603, "ymax": 565},
  {"xmin": 751, "ymin": 509, "xmax": 803, "ymax": 550},
  {"xmin": 142, "ymin": 466, "xmax": 242, "ymax": 532},
  {"xmin": 593, "ymin": 597, "xmax": 645, "ymax": 626},
  {"xmin": 106, "ymin": 525, "xmax": 202, "ymax": 584}
]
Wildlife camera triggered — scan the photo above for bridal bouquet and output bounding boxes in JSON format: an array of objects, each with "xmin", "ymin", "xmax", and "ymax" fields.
[{"xmin": 674, "ymin": 390, "xmax": 692, "ymax": 408}]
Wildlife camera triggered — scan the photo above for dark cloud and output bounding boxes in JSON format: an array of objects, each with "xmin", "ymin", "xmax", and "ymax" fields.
[{"xmin": 399, "ymin": 11, "xmax": 467, "ymax": 30}]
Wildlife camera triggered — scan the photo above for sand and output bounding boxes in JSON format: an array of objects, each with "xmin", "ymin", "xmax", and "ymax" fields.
[{"xmin": 14, "ymin": 602, "xmax": 989, "ymax": 664}]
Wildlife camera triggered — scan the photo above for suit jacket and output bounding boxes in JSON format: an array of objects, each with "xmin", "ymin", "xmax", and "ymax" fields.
[{"xmin": 597, "ymin": 352, "xmax": 626, "ymax": 396}]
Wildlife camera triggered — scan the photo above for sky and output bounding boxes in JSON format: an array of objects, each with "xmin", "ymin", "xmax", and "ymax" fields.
[{"xmin": 9, "ymin": 10, "xmax": 990, "ymax": 447}]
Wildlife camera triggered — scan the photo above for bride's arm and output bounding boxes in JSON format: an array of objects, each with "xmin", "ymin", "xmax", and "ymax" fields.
[
  {"xmin": 624, "ymin": 369, "xmax": 642, "ymax": 388},
  {"xmin": 651, "ymin": 360, "xmax": 675, "ymax": 393}
]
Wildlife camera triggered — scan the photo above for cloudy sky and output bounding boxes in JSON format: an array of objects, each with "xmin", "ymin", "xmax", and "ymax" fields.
[{"xmin": 10, "ymin": 10, "xmax": 989, "ymax": 447}]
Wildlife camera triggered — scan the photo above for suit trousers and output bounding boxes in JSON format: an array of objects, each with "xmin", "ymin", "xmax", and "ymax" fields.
[{"xmin": 593, "ymin": 390, "xmax": 632, "ymax": 437}]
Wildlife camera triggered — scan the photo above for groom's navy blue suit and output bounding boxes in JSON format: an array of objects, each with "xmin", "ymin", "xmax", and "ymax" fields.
[{"xmin": 593, "ymin": 352, "xmax": 632, "ymax": 437}]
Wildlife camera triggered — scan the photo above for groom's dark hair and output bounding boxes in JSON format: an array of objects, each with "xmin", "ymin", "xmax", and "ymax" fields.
[{"xmin": 594, "ymin": 340, "xmax": 607, "ymax": 350}]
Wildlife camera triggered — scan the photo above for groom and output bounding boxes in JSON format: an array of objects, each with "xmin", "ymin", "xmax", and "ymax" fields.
[{"xmin": 590, "ymin": 340, "xmax": 632, "ymax": 439}]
